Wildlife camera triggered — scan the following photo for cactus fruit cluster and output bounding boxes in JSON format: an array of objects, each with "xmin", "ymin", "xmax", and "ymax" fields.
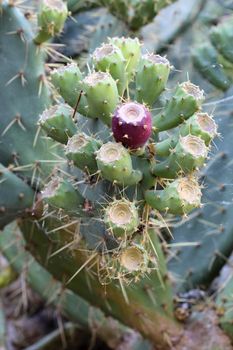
[
  {"xmin": 43, "ymin": 36, "xmax": 216, "ymax": 231},
  {"xmin": 2, "ymin": 0, "xmax": 233, "ymax": 349},
  {"xmin": 193, "ymin": 14, "xmax": 233, "ymax": 90}
]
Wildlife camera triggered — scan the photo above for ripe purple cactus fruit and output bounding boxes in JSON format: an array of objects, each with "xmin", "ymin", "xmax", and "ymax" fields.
[{"xmin": 112, "ymin": 102, "xmax": 152, "ymax": 149}]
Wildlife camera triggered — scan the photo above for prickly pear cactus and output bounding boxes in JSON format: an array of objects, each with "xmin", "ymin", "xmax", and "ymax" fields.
[
  {"xmin": 16, "ymin": 31, "xmax": 218, "ymax": 348},
  {"xmin": 1, "ymin": 0, "xmax": 233, "ymax": 349}
]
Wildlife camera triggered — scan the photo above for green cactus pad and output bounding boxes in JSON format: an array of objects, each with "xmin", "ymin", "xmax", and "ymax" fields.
[
  {"xmin": 0, "ymin": 1, "xmax": 60, "ymax": 181},
  {"xmin": 34, "ymin": 0, "xmax": 68, "ymax": 44},
  {"xmin": 66, "ymin": 132, "xmax": 101, "ymax": 174},
  {"xmin": 96, "ymin": 142, "xmax": 142, "ymax": 185},
  {"xmin": 39, "ymin": 103, "xmax": 77, "ymax": 144},
  {"xmin": 145, "ymin": 177, "xmax": 202, "ymax": 215},
  {"xmin": 0, "ymin": 164, "xmax": 35, "ymax": 228},
  {"xmin": 193, "ymin": 44, "xmax": 231, "ymax": 91},
  {"xmin": 93, "ymin": 43, "xmax": 127, "ymax": 96},
  {"xmin": 135, "ymin": 53, "xmax": 171, "ymax": 106},
  {"xmin": 210, "ymin": 16, "xmax": 233, "ymax": 64},
  {"xmin": 153, "ymin": 81, "xmax": 204, "ymax": 132},
  {"xmin": 42, "ymin": 177, "xmax": 84, "ymax": 212},
  {"xmin": 83, "ymin": 71, "xmax": 119, "ymax": 125},
  {"xmin": 104, "ymin": 199, "xmax": 139, "ymax": 238},
  {"xmin": 152, "ymin": 135, "xmax": 208, "ymax": 178}
]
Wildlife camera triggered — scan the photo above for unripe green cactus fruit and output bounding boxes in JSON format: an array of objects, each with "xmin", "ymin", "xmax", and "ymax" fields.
[
  {"xmin": 82, "ymin": 72, "xmax": 119, "ymax": 125},
  {"xmin": 93, "ymin": 43, "xmax": 127, "ymax": 96},
  {"xmin": 104, "ymin": 199, "xmax": 139, "ymax": 238},
  {"xmin": 108, "ymin": 37, "xmax": 141, "ymax": 79},
  {"xmin": 152, "ymin": 135, "xmax": 208, "ymax": 178},
  {"xmin": 34, "ymin": 0, "xmax": 68, "ymax": 44},
  {"xmin": 119, "ymin": 243, "xmax": 149, "ymax": 276},
  {"xmin": 135, "ymin": 53, "xmax": 171, "ymax": 107},
  {"xmin": 42, "ymin": 177, "xmax": 84, "ymax": 212},
  {"xmin": 50, "ymin": 63, "xmax": 88, "ymax": 114},
  {"xmin": 38, "ymin": 103, "xmax": 77, "ymax": 144},
  {"xmin": 180, "ymin": 112, "xmax": 217, "ymax": 146},
  {"xmin": 156, "ymin": 112, "xmax": 217, "ymax": 157},
  {"xmin": 66, "ymin": 132, "xmax": 101, "ymax": 174},
  {"xmin": 153, "ymin": 81, "xmax": 204, "ymax": 132},
  {"xmin": 145, "ymin": 177, "xmax": 202, "ymax": 215},
  {"xmin": 96, "ymin": 142, "xmax": 142, "ymax": 185}
]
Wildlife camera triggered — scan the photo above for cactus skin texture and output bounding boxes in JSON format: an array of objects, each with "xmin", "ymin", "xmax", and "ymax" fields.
[
  {"xmin": 193, "ymin": 44, "xmax": 231, "ymax": 91},
  {"xmin": 0, "ymin": 164, "xmax": 35, "ymax": 229}
]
